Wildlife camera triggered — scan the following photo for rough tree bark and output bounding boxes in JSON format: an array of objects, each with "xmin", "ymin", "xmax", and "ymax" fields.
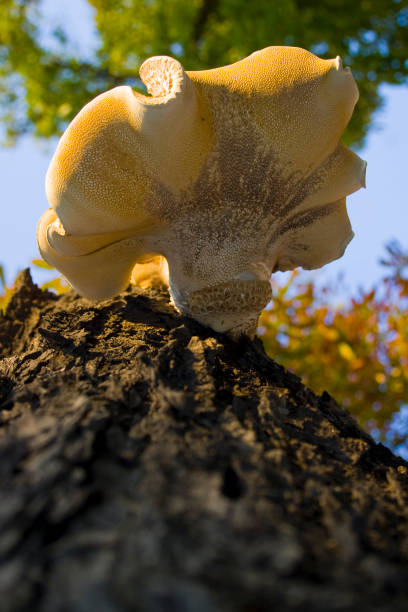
[{"xmin": 0, "ymin": 269, "xmax": 408, "ymax": 612}]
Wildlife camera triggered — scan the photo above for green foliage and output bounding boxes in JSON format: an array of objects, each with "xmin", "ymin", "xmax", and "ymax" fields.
[
  {"xmin": 260, "ymin": 241, "xmax": 408, "ymax": 453},
  {"xmin": 1, "ymin": 0, "xmax": 407, "ymax": 145}
]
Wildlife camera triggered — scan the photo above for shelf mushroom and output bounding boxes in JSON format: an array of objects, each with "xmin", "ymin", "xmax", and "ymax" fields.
[{"xmin": 37, "ymin": 46, "xmax": 366, "ymax": 339}]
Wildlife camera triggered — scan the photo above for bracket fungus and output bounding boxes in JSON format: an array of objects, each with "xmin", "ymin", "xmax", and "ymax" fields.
[{"xmin": 37, "ymin": 46, "xmax": 366, "ymax": 339}]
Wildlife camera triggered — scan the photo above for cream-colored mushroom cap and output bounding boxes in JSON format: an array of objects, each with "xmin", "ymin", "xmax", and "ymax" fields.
[{"xmin": 38, "ymin": 46, "xmax": 366, "ymax": 338}]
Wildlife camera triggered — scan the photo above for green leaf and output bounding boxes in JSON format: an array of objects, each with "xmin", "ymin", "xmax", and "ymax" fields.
[{"xmin": 0, "ymin": 265, "xmax": 6, "ymax": 290}]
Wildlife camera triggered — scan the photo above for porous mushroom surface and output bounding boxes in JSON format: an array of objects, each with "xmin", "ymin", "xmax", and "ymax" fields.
[{"xmin": 37, "ymin": 46, "xmax": 366, "ymax": 338}]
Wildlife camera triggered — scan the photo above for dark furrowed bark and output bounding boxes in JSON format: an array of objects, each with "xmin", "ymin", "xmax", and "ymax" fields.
[{"xmin": 0, "ymin": 269, "xmax": 407, "ymax": 612}]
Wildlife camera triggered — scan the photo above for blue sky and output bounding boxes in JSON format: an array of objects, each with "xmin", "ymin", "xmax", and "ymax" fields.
[{"xmin": 0, "ymin": 0, "xmax": 407, "ymax": 295}]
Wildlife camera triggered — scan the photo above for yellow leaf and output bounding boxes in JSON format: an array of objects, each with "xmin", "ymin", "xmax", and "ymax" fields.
[
  {"xmin": 0, "ymin": 287, "xmax": 13, "ymax": 314},
  {"xmin": 41, "ymin": 277, "xmax": 70, "ymax": 295},
  {"xmin": 32, "ymin": 258, "xmax": 55, "ymax": 270},
  {"xmin": 352, "ymin": 358, "xmax": 364, "ymax": 370},
  {"xmin": 321, "ymin": 327, "xmax": 339, "ymax": 341},
  {"xmin": 338, "ymin": 342, "xmax": 356, "ymax": 362}
]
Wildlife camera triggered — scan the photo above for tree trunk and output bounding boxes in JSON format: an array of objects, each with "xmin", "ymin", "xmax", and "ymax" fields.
[{"xmin": 0, "ymin": 269, "xmax": 407, "ymax": 612}]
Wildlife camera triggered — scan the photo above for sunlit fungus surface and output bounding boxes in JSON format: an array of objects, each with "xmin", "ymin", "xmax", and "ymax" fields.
[{"xmin": 37, "ymin": 46, "xmax": 366, "ymax": 339}]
